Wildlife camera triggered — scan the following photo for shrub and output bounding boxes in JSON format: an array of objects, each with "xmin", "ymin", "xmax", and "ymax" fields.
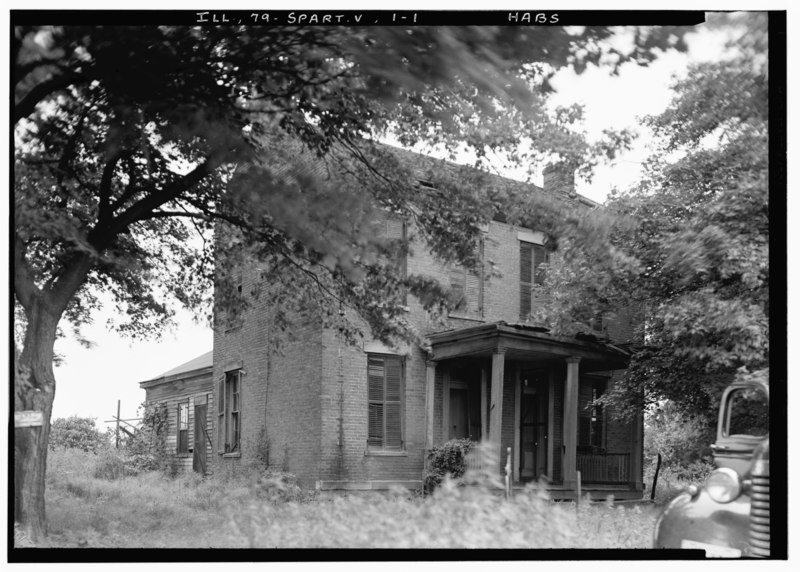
[
  {"xmin": 93, "ymin": 448, "xmax": 134, "ymax": 480},
  {"xmin": 644, "ymin": 401, "xmax": 713, "ymax": 471},
  {"xmin": 49, "ymin": 416, "xmax": 109, "ymax": 453},
  {"xmin": 423, "ymin": 438, "xmax": 475, "ymax": 492},
  {"xmin": 120, "ymin": 402, "xmax": 171, "ymax": 475}
]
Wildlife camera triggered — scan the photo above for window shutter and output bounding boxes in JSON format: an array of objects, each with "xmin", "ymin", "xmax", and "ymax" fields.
[
  {"xmin": 520, "ymin": 242, "xmax": 533, "ymax": 319},
  {"xmin": 367, "ymin": 355, "xmax": 403, "ymax": 450},
  {"xmin": 217, "ymin": 375, "xmax": 225, "ymax": 414},
  {"xmin": 533, "ymin": 245, "xmax": 546, "ymax": 286},
  {"xmin": 217, "ymin": 375, "xmax": 225, "ymax": 454},
  {"xmin": 449, "ymin": 266, "xmax": 466, "ymax": 310},
  {"xmin": 368, "ymin": 357, "xmax": 385, "ymax": 447},
  {"xmin": 384, "ymin": 357, "xmax": 403, "ymax": 449},
  {"xmin": 466, "ymin": 268, "xmax": 481, "ymax": 315}
]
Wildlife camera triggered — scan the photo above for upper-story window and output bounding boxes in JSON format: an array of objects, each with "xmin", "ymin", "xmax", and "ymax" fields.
[
  {"xmin": 519, "ymin": 240, "xmax": 549, "ymax": 321},
  {"xmin": 373, "ymin": 211, "xmax": 407, "ymax": 306},
  {"xmin": 449, "ymin": 238, "xmax": 484, "ymax": 319}
]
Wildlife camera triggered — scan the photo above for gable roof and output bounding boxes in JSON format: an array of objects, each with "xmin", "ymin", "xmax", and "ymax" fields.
[{"xmin": 140, "ymin": 350, "xmax": 213, "ymax": 388}]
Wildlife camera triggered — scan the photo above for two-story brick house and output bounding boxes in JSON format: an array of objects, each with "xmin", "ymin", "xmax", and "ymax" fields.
[{"xmin": 210, "ymin": 149, "xmax": 644, "ymax": 499}]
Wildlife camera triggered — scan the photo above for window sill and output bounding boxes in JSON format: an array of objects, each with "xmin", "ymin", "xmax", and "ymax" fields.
[
  {"xmin": 176, "ymin": 453, "xmax": 192, "ymax": 457},
  {"xmin": 222, "ymin": 452, "xmax": 241, "ymax": 459},
  {"xmin": 365, "ymin": 449, "xmax": 407, "ymax": 457}
]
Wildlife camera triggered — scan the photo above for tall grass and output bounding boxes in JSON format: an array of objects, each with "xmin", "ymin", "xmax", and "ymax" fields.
[{"xmin": 39, "ymin": 448, "xmax": 659, "ymax": 548}]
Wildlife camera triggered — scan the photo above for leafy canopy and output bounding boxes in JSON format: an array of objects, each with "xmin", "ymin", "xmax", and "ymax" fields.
[{"xmin": 14, "ymin": 24, "xmax": 688, "ymax": 346}]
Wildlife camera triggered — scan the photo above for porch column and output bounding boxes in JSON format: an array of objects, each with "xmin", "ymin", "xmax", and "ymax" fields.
[
  {"xmin": 631, "ymin": 410, "xmax": 644, "ymax": 491},
  {"xmin": 489, "ymin": 348, "xmax": 506, "ymax": 464},
  {"xmin": 425, "ymin": 360, "xmax": 436, "ymax": 451},
  {"xmin": 480, "ymin": 367, "xmax": 488, "ymax": 442},
  {"xmin": 563, "ymin": 356, "xmax": 581, "ymax": 489}
]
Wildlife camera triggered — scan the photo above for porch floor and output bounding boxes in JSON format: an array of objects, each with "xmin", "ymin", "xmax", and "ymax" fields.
[{"xmin": 512, "ymin": 482, "xmax": 643, "ymax": 502}]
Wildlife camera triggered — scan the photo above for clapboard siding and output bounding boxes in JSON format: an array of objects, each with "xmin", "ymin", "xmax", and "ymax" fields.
[{"xmin": 142, "ymin": 369, "xmax": 214, "ymax": 476}]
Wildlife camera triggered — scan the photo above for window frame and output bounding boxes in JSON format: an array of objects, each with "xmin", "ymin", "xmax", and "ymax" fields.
[
  {"xmin": 366, "ymin": 353, "xmax": 405, "ymax": 452},
  {"xmin": 218, "ymin": 369, "xmax": 242, "ymax": 455},
  {"xmin": 448, "ymin": 237, "xmax": 484, "ymax": 319},
  {"xmin": 177, "ymin": 400, "xmax": 190, "ymax": 454},
  {"xmin": 519, "ymin": 239, "xmax": 549, "ymax": 320}
]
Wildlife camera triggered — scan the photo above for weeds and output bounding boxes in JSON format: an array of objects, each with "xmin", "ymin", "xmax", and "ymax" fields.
[{"xmin": 41, "ymin": 448, "xmax": 659, "ymax": 548}]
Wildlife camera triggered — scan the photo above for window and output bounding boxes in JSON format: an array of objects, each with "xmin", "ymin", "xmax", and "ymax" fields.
[
  {"xmin": 373, "ymin": 212, "xmax": 408, "ymax": 305},
  {"xmin": 519, "ymin": 241, "xmax": 549, "ymax": 320},
  {"xmin": 367, "ymin": 354, "xmax": 404, "ymax": 450},
  {"xmin": 578, "ymin": 381, "xmax": 605, "ymax": 452},
  {"xmin": 177, "ymin": 401, "xmax": 189, "ymax": 454},
  {"xmin": 449, "ymin": 239, "xmax": 484, "ymax": 318},
  {"xmin": 218, "ymin": 370, "xmax": 242, "ymax": 454}
]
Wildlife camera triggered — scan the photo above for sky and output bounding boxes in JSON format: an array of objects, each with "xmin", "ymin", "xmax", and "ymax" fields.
[{"xmin": 8, "ymin": 13, "xmax": 755, "ymax": 427}]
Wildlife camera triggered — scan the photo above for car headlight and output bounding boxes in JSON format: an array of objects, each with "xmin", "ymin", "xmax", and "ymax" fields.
[{"xmin": 705, "ymin": 467, "xmax": 742, "ymax": 503}]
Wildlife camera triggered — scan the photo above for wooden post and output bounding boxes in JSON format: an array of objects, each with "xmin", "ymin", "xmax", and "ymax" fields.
[
  {"xmin": 425, "ymin": 360, "xmax": 436, "ymax": 452},
  {"xmin": 489, "ymin": 348, "xmax": 506, "ymax": 466},
  {"xmin": 480, "ymin": 367, "xmax": 488, "ymax": 442},
  {"xmin": 576, "ymin": 470, "xmax": 582, "ymax": 508},
  {"xmin": 651, "ymin": 453, "xmax": 662, "ymax": 501},
  {"xmin": 563, "ymin": 357, "xmax": 581, "ymax": 489},
  {"xmin": 505, "ymin": 446, "xmax": 512, "ymax": 500},
  {"xmin": 115, "ymin": 400, "xmax": 121, "ymax": 449}
]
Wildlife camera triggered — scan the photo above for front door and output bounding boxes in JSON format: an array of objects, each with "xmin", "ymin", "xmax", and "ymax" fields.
[
  {"xmin": 519, "ymin": 372, "xmax": 548, "ymax": 481},
  {"xmin": 448, "ymin": 365, "xmax": 483, "ymax": 441},
  {"xmin": 193, "ymin": 403, "xmax": 208, "ymax": 475}
]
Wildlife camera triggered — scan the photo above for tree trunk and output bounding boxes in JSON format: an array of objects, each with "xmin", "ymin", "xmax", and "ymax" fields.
[{"xmin": 14, "ymin": 300, "xmax": 60, "ymax": 543}]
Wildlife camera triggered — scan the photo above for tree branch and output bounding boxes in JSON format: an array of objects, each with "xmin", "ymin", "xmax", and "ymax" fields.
[
  {"xmin": 98, "ymin": 149, "xmax": 136, "ymax": 225},
  {"xmin": 89, "ymin": 150, "xmax": 230, "ymax": 252},
  {"xmin": 14, "ymin": 70, "xmax": 85, "ymax": 124}
]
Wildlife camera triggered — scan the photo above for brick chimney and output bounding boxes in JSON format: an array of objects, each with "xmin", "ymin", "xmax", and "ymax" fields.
[{"xmin": 543, "ymin": 163, "xmax": 576, "ymax": 198}]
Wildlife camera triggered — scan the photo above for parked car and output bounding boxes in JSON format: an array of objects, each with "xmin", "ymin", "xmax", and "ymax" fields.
[{"xmin": 653, "ymin": 378, "xmax": 769, "ymax": 557}]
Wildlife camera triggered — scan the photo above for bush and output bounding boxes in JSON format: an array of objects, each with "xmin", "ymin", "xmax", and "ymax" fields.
[
  {"xmin": 423, "ymin": 438, "xmax": 475, "ymax": 492},
  {"xmin": 93, "ymin": 448, "xmax": 135, "ymax": 480},
  {"xmin": 644, "ymin": 401, "xmax": 713, "ymax": 471},
  {"xmin": 49, "ymin": 416, "xmax": 109, "ymax": 453}
]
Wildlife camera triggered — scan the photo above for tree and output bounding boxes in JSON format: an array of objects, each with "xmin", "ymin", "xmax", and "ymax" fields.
[
  {"xmin": 529, "ymin": 14, "xmax": 769, "ymax": 427},
  {"xmin": 13, "ymin": 23, "xmax": 686, "ymax": 539}
]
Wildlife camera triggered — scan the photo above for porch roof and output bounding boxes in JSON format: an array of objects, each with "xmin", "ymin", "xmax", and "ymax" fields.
[{"xmin": 427, "ymin": 321, "xmax": 630, "ymax": 372}]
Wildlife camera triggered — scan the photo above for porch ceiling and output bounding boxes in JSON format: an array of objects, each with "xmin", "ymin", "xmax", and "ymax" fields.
[{"xmin": 427, "ymin": 321, "xmax": 629, "ymax": 372}]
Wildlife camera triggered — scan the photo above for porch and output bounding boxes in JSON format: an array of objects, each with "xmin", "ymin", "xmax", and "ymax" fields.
[{"xmin": 424, "ymin": 321, "xmax": 644, "ymax": 497}]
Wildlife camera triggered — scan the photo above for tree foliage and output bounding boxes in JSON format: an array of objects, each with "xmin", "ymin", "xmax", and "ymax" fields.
[
  {"xmin": 48, "ymin": 416, "xmax": 109, "ymax": 453},
  {"xmin": 531, "ymin": 14, "xmax": 769, "ymax": 424}
]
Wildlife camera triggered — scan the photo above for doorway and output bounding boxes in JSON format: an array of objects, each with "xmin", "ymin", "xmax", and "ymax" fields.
[
  {"xmin": 519, "ymin": 370, "xmax": 548, "ymax": 481},
  {"xmin": 448, "ymin": 365, "xmax": 483, "ymax": 441},
  {"xmin": 193, "ymin": 403, "xmax": 208, "ymax": 475}
]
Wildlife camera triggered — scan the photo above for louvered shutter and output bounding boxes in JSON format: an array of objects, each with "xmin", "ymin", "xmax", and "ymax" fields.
[
  {"xmin": 217, "ymin": 375, "xmax": 225, "ymax": 454},
  {"xmin": 520, "ymin": 242, "xmax": 533, "ymax": 319},
  {"xmin": 367, "ymin": 355, "xmax": 404, "ymax": 450},
  {"xmin": 449, "ymin": 266, "xmax": 466, "ymax": 311},
  {"xmin": 367, "ymin": 357, "xmax": 385, "ymax": 447},
  {"xmin": 384, "ymin": 356, "xmax": 403, "ymax": 449},
  {"xmin": 533, "ymin": 245, "xmax": 546, "ymax": 286}
]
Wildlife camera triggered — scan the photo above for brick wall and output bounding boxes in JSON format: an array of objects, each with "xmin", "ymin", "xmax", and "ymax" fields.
[{"xmin": 212, "ymin": 256, "xmax": 323, "ymax": 484}]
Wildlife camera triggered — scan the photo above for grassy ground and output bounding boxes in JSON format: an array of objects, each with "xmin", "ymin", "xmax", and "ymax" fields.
[{"xmin": 37, "ymin": 448, "xmax": 663, "ymax": 549}]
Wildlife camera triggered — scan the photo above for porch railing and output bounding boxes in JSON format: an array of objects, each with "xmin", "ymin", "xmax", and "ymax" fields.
[{"xmin": 576, "ymin": 452, "xmax": 631, "ymax": 484}]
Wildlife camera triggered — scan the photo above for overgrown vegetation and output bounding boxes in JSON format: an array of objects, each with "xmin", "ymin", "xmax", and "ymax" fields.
[
  {"xmin": 36, "ymin": 448, "xmax": 658, "ymax": 549},
  {"xmin": 423, "ymin": 438, "xmax": 476, "ymax": 491}
]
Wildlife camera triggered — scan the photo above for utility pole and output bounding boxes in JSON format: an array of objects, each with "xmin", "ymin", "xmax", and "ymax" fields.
[{"xmin": 115, "ymin": 400, "xmax": 121, "ymax": 449}]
